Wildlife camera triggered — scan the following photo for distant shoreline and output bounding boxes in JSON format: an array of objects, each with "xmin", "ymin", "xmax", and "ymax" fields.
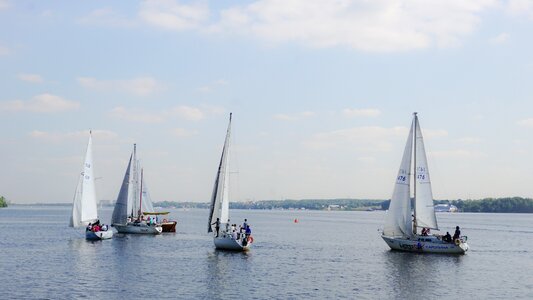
[{"xmin": 9, "ymin": 197, "xmax": 533, "ymax": 213}]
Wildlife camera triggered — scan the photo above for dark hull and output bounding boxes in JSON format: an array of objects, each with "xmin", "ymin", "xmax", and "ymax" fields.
[{"xmin": 161, "ymin": 221, "xmax": 177, "ymax": 232}]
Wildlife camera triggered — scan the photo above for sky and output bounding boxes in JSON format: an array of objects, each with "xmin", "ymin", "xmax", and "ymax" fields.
[{"xmin": 1, "ymin": 0, "xmax": 533, "ymax": 204}]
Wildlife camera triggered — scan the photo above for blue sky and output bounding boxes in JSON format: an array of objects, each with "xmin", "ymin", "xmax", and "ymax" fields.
[{"xmin": 1, "ymin": 0, "xmax": 533, "ymax": 203}]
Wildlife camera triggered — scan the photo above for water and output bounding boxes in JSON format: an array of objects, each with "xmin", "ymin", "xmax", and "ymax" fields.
[{"xmin": 1, "ymin": 206, "xmax": 532, "ymax": 299}]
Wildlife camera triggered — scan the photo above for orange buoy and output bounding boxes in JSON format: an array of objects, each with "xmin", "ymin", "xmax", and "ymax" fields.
[{"xmin": 294, "ymin": 218, "xmax": 299, "ymax": 223}]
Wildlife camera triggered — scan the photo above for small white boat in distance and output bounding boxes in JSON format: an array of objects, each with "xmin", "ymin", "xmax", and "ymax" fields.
[
  {"xmin": 207, "ymin": 113, "xmax": 253, "ymax": 251},
  {"xmin": 111, "ymin": 144, "xmax": 162, "ymax": 235},
  {"xmin": 381, "ymin": 113, "xmax": 468, "ymax": 254},
  {"xmin": 70, "ymin": 131, "xmax": 113, "ymax": 240}
]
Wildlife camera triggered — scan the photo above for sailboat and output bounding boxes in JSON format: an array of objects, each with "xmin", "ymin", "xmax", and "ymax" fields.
[
  {"xmin": 111, "ymin": 144, "xmax": 162, "ymax": 234},
  {"xmin": 207, "ymin": 113, "xmax": 253, "ymax": 251},
  {"xmin": 70, "ymin": 131, "xmax": 113, "ymax": 240},
  {"xmin": 381, "ymin": 113, "xmax": 469, "ymax": 254}
]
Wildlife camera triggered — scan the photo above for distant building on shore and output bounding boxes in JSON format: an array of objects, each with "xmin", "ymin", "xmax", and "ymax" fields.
[{"xmin": 434, "ymin": 203, "xmax": 458, "ymax": 212}]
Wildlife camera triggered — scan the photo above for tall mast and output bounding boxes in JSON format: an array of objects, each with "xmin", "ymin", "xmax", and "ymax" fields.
[
  {"xmin": 412, "ymin": 112, "xmax": 418, "ymax": 235},
  {"xmin": 132, "ymin": 143, "xmax": 137, "ymax": 219},
  {"xmin": 139, "ymin": 168, "xmax": 143, "ymax": 218}
]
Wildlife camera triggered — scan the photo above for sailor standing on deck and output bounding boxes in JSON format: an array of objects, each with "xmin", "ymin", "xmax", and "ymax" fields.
[{"xmin": 453, "ymin": 226, "xmax": 461, "ymax": 241}]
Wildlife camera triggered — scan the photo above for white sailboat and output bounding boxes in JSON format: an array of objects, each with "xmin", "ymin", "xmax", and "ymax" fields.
[
  {"xmin": 381, "ymin": 113, "xmax": 469, "ymax": 254},
  {"xmin": 70, "ymin": 131, "xmax": 113, "ymax": 240},
  {"xmin": 111, "ymin": 144, "xmax": 162, "ymax": 234},
  {"xmin": 207, "ymin": 113, "xmax": 253, "ymax": 251}
]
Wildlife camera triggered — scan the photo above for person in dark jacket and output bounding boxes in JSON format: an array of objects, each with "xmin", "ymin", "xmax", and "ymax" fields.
[
  {"xmin": 443, "ymin": 232, "xmax": 452, "ymax": 243},
  {"xmin": 452, "ymin": 226, "xmax": 461, "ymax": 241}
]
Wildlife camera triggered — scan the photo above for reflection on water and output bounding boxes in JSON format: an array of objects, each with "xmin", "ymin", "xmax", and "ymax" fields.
[
  {"xmin": 205, "ymin": 249, "xmax": 252, "ymax": 299},
  {"xmin": 383, "ymin": 251, "xmax": 464, "ymax": 299}
]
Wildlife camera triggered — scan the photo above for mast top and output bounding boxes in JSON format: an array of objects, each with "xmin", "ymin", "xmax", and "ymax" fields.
[
  {"xmin": 229, "ymin": 112, "xmax": 232, "ymax": 121},
  {"xmin": 413, "ymin": 112, "xmax": 418, "ymax": 116}
]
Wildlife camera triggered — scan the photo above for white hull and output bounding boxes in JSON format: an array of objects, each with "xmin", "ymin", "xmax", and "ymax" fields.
[
  {"xmin": 213, "ymin": 234, "xmax": 251, "ymax": 251},
  {"xmin": 86, "ymin": 230, "xmax": 113, "ymax": 240},
  {"xmin": 114, "ymin": 223, "xmax": 162, "ymax": 234},
  {"xmin": 382, "ymin": 235, "xmax": 468, "ymax": 254}
]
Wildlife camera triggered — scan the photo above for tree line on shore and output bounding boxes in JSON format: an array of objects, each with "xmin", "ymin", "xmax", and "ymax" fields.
[
  {"xmin": 9, "ymin": 196, "xmax": 533, "ymax": 213},
  {"xmin": 154, "ymin": 197, "xmax": 533, "ymax": 213},
  {"xmin": 0, "ymin": 196, "xmax": 8, "ymax": 208}
]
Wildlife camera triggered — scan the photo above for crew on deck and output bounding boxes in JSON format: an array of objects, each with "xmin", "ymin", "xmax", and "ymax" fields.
[
  {"xmin": 453, "ymin": 226, "xmax": 461, "ymax": 241},
  {"xmin": 443, "ymin": 232, "xmax": 452, "ymax": 243}
]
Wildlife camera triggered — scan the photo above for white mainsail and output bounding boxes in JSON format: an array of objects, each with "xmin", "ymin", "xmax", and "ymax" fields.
[
  {"xmin": 140, "ymin": 177, "xmax": 155, "ymax": 213},
  {"xmin": 208, "ymin": 113, "xmax": 232, "ymax": 232},
  {"xmin": 70, "ymin": 132, "xmax": 98, "ymax": 227},
  {"xmin": 383, "ymin": 119, "xmax": 414, "ymax": 237},
  {"xmin": 414, "ymin": 116, "xmax": 438, "ymax": 230},
  {"xmin": 130, "ymin": 147, "xmax": 140, "ymax": 217}
]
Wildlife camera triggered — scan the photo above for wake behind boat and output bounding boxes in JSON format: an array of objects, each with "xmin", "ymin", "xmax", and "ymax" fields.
[
  {"xmin": 69, "ymin": 131, "xmax": 113, "ymax": 240},
  {"xmin": 381, "ymin": 113, "xmax": 468, "ymax": 254},
  {"xmin": 207, "ymin": 113, "xmax": 254, "ymax": 251},
  {"xmin": 111, "ymin": 144, "xmax": 162, "ymax": 235}
]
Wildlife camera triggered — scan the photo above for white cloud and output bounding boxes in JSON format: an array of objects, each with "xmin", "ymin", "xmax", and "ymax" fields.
[
  {"xmin": 488, "ymin": 32, "xmax": 509, "ymax": 45},
  {"xmin": 172, "ymin": 128, "xmax": 198, "ymax": 137},
  {"xmin": 72, "ymin": 0, "xmax": 533, "ymax": 54},
  {"xmin": 29, "ymin": 130, "xmax": 118, "ymax": 142},
  {"xmin": 17, "ymin": 73, "xmax": 44, "ymax": 83},
  {"xmin": 0, "ymin": 0, "xmax": 10, "ymax": 10},
  {"xmin": 109, "ymin": 105, "xmax": 209, "ymax": 123},
  {"xmin": 171, "ymin": 105, "xmax": 205, "ymax": 121},
  {"xmin": 212, "ymin": 0, "xmax": 498, "ymax": 52},
  {"xmin": 507, "ymin": 0, "xmax": 533, "ymax": 19},
  {"xmin": 274, "ymin": 111, "xmax": 315, "ymax": 121},
  {"xmin": 79, "ymin": 8, "xmax": 136, "ymax": 27},
  {"xmin": 139, "ymin": 0, "xmax": 209, "ymax": 30},
  {"xmin": 0, "ymin": 93, "xmax": 79, "ymax": 113},
  {"xmin": 421, "ymin": 129, "xmax": 448, "ymax": 139},
  {"xmin": 305, "ymin": 126, "xmax": 407, "ymax": 150},
  {"xmin": 77, "ymin": 76, "xmax": 161, "ymax": 96},
  {"xmin": 0, "ymin": 45, "xmax": 9, "ymax": 55},
  {"xmin": 342, "ymin": 108, "xmax": 381, "ymax": 118},
  {"xmin": 516, "ymin": 118, "xmax": 533, "ymax": 127},
  {"xmin": 78, "ymin": 0, "xmax": 502, "ymax": 52},
  {"xmin": 109, "ymin": 106, "xmax": 166, "ymax": 123},
  {"xmin": 200, "ymin": 104, "xmax": 225, "ymax": 115},
  {"xmin": 197, "ymin": 78, "xmax": 228, "ymax": 93}
]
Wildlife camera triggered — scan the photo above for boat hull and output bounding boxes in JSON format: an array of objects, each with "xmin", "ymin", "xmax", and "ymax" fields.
[
  {"xmin": 114, "ymin": 223, "xmax": 162, "ymax": 234},
  {"xmin": 86, "ymin": 230, "xmax": 113, "ymax": 240},
  {"xmin": 161, "ymin": 221, "xmax": 177, "ymax": 232},
  {"xmin": 214, "ymin": 235, "xmax": 251, "ymax": 251},
  {"xmin": 382, "ymin": 235, "xmax": 468, "ymax": 254}
]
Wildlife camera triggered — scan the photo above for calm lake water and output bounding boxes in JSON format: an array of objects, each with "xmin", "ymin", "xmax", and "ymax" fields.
[{"xmin": 1, "ymin": 206, "xmax": 532, "ymax": 299}]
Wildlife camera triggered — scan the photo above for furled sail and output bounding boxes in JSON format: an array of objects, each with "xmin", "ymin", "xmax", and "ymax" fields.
[
  {"xmin": 112, "ymin": 154, "xmax": 132, "ymax": 225},
  {"xmin": 414, "ymin": 116, "xmax": 439, "ymax": 230},
  {"xmin": 70, "ymin": 133, "xmax": 98, "ymax": 227},
  {"xmin": 208, "ymin": 113, "xmax": 232, "ymax": 233},
  {"xmin": 383, "ymin": 119, "xmax": 414, "ymax": 237}
]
